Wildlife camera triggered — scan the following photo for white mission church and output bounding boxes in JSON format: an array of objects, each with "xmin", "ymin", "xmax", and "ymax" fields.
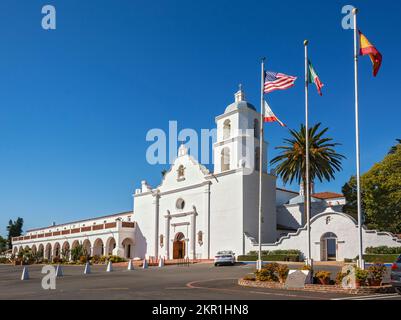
[{"xmin": 12, "ymin": 88, "xmax": 401, "ymax": 262}]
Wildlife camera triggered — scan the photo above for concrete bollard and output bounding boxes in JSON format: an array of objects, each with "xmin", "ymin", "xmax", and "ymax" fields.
[
  {"xmin": 84, "ymin": 262, "xmax": 91, "ymax": 274},
  {"xmin": 158, "ymin": 258, "xmax": 164, "ymax": 267},
  {"xmin": 142, "ymin": 259, "xmax": 148, "ymax": 269},
  {"xmin": 127, "ymin": 259, "xmax": 134, "ymax": 271},
  {"xmin": 55, "ymin": 264, "xmax": 63, "ymax": 277},
  {"xmin": 106, "ymin": 261, "xmax": 113, "ymax": 272},
  {"xmin": 21, "ymin": 267, "xmax": 29, "ymax": 280}
]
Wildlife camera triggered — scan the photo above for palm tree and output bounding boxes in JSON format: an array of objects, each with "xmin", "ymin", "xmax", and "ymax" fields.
[{"xmin": 271, "ymin": 123, "xmax": 345, "ymax": 222}]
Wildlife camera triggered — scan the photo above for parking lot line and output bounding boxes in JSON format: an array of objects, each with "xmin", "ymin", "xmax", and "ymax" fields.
[{"xmin": 332, "ymin": 294, "xmax": 400, "ymax": 300}]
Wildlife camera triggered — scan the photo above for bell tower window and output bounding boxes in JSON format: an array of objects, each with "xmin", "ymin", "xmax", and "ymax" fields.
[
  {"xmin": 221, "ymin": 147, "xmax": 230, "ymax": 172},
  {"xmin": 223, "ymin": 120, "xmax": 231, "ymax": 140},
  {"xmin": 254, "ymin": 119, "xmax": 259, "ymax": 138},
  {"xmin": 255, "ymin": 147, "xmax": 260, "ymax": 171}
]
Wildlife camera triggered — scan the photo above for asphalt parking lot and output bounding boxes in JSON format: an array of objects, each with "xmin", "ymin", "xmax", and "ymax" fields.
[{"xmin": 0, "ymin": 263, "xmax": 400, "ymax": 300}]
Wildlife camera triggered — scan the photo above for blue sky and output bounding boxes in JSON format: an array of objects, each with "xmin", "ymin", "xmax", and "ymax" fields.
[{"xmin": 0, "ymin": 0, "xmax": 400, "ymax": 236}]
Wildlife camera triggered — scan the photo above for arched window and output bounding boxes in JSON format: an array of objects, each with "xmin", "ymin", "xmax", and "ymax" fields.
[
  {"xmin": 197, "ymin": 231, "xmax": 203, "ymax": 246},
  {"xmin": 223, "ymin": 119, "xmax": 231, "ymax": 140},
  {"xmin": 221, "ymin": 147, "xmax": 230, "ymax": 172},
  {"xmin": 160, "ymin": 234, "xmax": 164, "ymax": 248},
  {"xmin": 255, "ymin": 147, "xmax": 260, "ymax": 171},
  {"xmin": 177, "ymin": 165, "xmax": 185, "ymax": 180},
  {"xmin": 254, "ymin": 119, "xmax": 259, "ymax": 138}
]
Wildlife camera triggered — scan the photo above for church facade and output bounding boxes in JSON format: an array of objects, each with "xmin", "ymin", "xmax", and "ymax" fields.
[
  {"xmin": 132, "ymin": 88, "xmax": 401, "ymax": 261},
  {"xmin": 133, "ymin": 88, "xmax": 277, "ymax": 260},
  {"xmin": 12, "ymin": 88, "xmax": 401, "ymax": 262}
]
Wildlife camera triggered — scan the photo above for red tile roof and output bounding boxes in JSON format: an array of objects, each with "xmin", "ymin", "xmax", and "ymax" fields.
[{"xmin": 312, "ymin": 192, "xmax": 344, "ymax": 200}]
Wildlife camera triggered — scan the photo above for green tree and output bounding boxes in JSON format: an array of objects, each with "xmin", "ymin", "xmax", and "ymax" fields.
[
  {"xmin": 271, "ymin": 123, "xmax": 345, "ymax": 221},
  {"xmin": 342, "ymin": 145, "xmax": 401, "ymax": 234},
  {"xmin": 0, "ymin": 236, "xmax": 7, "ymax": 253},
  {"xmin": 388, "ymin": 139, "xmax": 401, "ymax": 155},
  {"xmin": 6, "ymin": 218, "xmax": 24, "ymax": 249}
]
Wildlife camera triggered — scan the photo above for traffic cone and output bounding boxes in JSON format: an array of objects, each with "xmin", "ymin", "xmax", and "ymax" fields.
[
  {"xmin": 142, "ymin": 259, "xmax": 148, "ymax": 269},
  {"xmin": 127, "ymin": 259, "xmax": 134, "ymax": 271},
  {"xmin": 21, "ymin": 267, "xmax": 29, "ymax": 280},
  {"xmin": 55, "ymin": 264, "xmax": 63, "ymax": 277},
  {"xmin": 158, "ymin": 257, "xmax": 164, "ymax": 267},
  {"xmin": 84, "ymin": 262, "xmax": 91, "ymax": 274},
  {"xmin": 106, "ymin": 261, "xmax": 113, "ymax": 272}
]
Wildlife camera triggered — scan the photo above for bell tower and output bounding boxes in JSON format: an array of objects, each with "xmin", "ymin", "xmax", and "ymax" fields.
[{"xmin": 213, "ymin": 86, "xmax": 267, "ymax": 174}]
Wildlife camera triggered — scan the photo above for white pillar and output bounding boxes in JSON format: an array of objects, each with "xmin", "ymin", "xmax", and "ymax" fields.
[
  {"xmin": 165, "ymin": 211, "xmax": 171, "ymax": 259},
  {"xmin": 191, "ymin": 209, "xmax": 197, "ymax": 260},
  {"xmin": 203, "ymin": 183, "xmax": 211, "ymax": 259},
  {"xmin": 153, "ymin": 192, "xmax": 160, "ymax": 258}
]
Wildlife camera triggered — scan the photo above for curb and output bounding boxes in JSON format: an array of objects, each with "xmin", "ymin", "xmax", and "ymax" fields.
[{"xmin": 238, "ymin": 279, "xmax": 395, "ymax": 295}]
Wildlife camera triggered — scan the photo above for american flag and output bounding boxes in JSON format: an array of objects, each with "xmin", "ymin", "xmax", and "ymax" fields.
[{"xmin": 264, "ymin": 71, "xmax": 297, "ymax": 94}]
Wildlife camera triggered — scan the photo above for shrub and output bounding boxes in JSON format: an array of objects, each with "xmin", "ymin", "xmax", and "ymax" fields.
[
  {"xmin": 355, "ymin": 268, "xmax": 369, "ymax": 285},
  {"xmin": 238, "ymin": 254, "xmax": 301, "ymax": 262},
  {"xmin": 277, "ymin": 264, "xmax": 289, "ymax": 283},
  {"xmin": 243, "ymin": 275, "xmax": 256, "ymax": 281},
  {"xmin": 0, "ymin": 258, "xmax": 10, "ymax": 264},
  {"xmin": 71, "ymin": 244, "xmax": 87, "ymax": 262},
  {"xmin": 365, "ymin": 246, "xmax": 401, "ymax": 255},
  {"xmin": 52, "ymin": 256, "xmax": 62, "ymax": 264},
  {"xmin": 255, "ymin": 263, "xmax": 279, "ymax": 282},
  {"xmin": 336, "ymin": 272, "xmax": 347, "ymax": 285},
  {"xmin": 91, "ymin": 255, "xmax": 101, "ymax": 264},
  {"xmin": 79, "ymin": 255, "xmax": 88, "ymax": 264},
  {"xmin": 301, "ymin": 265, "xmax": 312, "ymax": 272},
  {"xmin": 315, "ymin": 271, "xmax": 331, "ymax": 284},
  {"xmin": 107, "ymin": 255, "xmax": 126, "ymax": 263},
  {"xmin": 363, "ymin": 254, "xmax": 400, "ymax": 263},
  {"xmin": 368, "ymin": 263, "xmax": 387, "ymax": 282}
]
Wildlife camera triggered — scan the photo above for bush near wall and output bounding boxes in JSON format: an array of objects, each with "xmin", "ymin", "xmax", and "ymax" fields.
[
  {"xmin": 238, "ymin": 254, "xmax": 302, "ymax": 262},
  {"xmin": 363, "ymin": 254, "xmax": 400, "ymax": 263},
  {"xmin": 365, "ymin": 246, "xmax": 401, "ymax": 255}
]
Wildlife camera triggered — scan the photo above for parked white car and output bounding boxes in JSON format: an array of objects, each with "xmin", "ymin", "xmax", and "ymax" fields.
[{"xmin": 214, "ymin": 251, "xmax": 236, "ymax": 266}]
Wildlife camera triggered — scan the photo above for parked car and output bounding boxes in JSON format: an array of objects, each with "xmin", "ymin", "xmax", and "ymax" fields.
[
  {"xmin": 390, "ymin": 254, "xmax": 401, "ymax": 295},
  {"xmin": 214, "ymin": 251, "xmax": 235, "ymax": 266}
]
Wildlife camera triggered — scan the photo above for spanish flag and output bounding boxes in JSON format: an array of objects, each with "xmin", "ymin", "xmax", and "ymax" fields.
[{"xmin": 359, "ymin": 30, "xmax": 382, "ymax": 77}]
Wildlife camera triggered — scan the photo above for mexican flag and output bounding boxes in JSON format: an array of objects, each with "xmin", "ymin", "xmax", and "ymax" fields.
[{"xmin": 308, "ymin": 60, "xmax": 324, "ymax": 96}]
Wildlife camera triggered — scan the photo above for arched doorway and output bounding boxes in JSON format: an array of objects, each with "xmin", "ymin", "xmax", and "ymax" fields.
[
  {"xmin": 45, "ymin": 243, "xmax": 52, "ymax": 260},
  {"xmin": 62, "ymin": 241, "xmax": 70, "ymax": 261},
  {"xmin": 53, "ymin": 242, "xmax": 61, "ymax": 258},
  {"xmin": 121, "ymin": 238, "xmax": 134, "ymax": 259},
  {"xmin": 173, "ymin": 232, "xmax": 185, "ymax": 259},
  {"xmin": 93, "ymin": 238, "xmax": 104, "ymax": 256},
  {"xmin": 105, "ymin": 237, "xmax": 116, "ymax": 256},
  {"xmin": 320, "ymin": 232, "xmax": 338, "ymax": 261},
  {"xmin": 38, "ymin": 244, "xmax": 44, "ymax": 258},
  {"xmin": 82, "ymin": 240, "xmax": 91, "ymax": 257}
]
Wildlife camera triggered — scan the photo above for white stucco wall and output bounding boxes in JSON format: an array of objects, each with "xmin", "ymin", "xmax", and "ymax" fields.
[{"xmin": 246, "ymin": 208, "xmax": 401, "ymax": 261}]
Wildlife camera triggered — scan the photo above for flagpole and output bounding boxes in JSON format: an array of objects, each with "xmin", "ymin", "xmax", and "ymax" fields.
[
  {"xmin": 353, "ymin": 8, "xmax": 364, "ymax": 270},
  {"xmin": 257, "ymin": 57, "xmax": 266, "ymax": 271},
  {"xmin": 304, "ymin": 40, "xmax": 312, "ymax": 267}
]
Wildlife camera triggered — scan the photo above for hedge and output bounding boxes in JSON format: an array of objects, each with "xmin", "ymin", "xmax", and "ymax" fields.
[
  {"xmin": 248, "ymin": 250, "xmax": 301, "ymax": 256},
  {"xmin": 363, "ymin": 254, "xmax": 400, "ymax": 263},
  {"xmin": 238, "ymin": 254, "xmax": 302, "ymax": 262},
  {"xmin": 365, "ymin": 246, "xmax": 401, "ymax": 255}
]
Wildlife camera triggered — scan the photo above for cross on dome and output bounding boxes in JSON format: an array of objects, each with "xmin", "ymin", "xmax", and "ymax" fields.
[{"xmin": 234, "ymin": 84, "xmax": 245, "ymax": 102}]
